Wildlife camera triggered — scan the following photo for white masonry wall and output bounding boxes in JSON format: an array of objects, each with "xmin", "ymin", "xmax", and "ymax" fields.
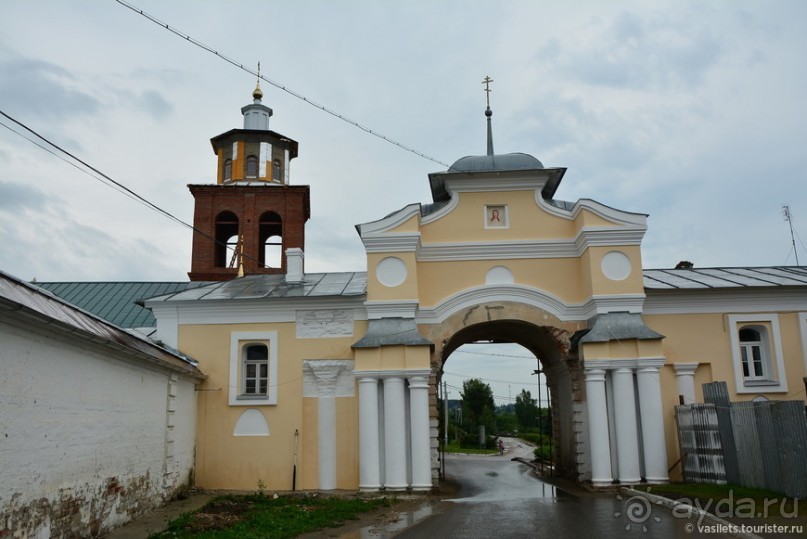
[{"xmin": 0, "ymin": 319, "xmax": 198, "ymax": 538}]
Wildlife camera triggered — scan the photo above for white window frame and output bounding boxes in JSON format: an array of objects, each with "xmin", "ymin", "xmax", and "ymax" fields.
[
  {"xmin": 242, "ymin": 343, "xmax": 269, "ymax": 396},
  {"xmin": 229, "ymin": 331, "xmax": 278, "ymax": 405},
  {"xmin": 728, "ymin": 314, "xmax": 787, "ymax": 394}
]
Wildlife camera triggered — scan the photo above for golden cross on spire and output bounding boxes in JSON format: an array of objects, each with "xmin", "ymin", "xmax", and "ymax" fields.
[
  {"xmin": 482, "ymin": 76, "xmax": 494, "ymax": 108},
  {"xmin": 253, "ymin": 62, "xmax": 263, "ymax": 100}
]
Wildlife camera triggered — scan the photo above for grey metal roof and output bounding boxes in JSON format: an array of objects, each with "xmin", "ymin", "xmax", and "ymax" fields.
[
  {"xmin": 146, "ymin": 272, "xmax": 367, "ymax": 303},
  {"xmin": 35, "ymin": 281, "xmax": 210, "ymax": 328},
  {"xmin": 1, "ymin": 271, "xmax": 204, "ymax": 378},
  {"xmin": 578, "ymin": 312, "xmax": 665, "ymax": 344},
  {"xmin": 448, "ymin": 152, "xmax": 544, "ymax": 172},
  {"xmin": 643, "ymin": 267, "xmax": 807, "ymax": 290}
]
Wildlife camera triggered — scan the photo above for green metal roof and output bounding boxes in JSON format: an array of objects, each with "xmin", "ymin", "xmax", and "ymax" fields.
[{"xmin": 34, "ymin": 282, "xmax": 211, "ymax": 328}]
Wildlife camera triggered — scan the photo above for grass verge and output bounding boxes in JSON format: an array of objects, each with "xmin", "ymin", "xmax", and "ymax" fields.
[
  {"xmin": 149, "ymin": 493, "xmax": 393, "ymax": 538},
  {"xmin": 443, "ymin": 441, "xmax": 498, "ymax": 455}
]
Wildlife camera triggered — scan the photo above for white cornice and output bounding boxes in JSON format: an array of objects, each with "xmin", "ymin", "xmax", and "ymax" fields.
[
  {"xmin": 361, "ymin": 233, "xmax": 421, "ymax": 253},
  {"xmin": 415, "ymin": 227, "xmax": 646, "ymax": 262},
  {"xmin": 150, "ymin": 296, "xmax": 368, "ymax": 326},
  {"xmin": 537, "ymin": 196, "xmax": 647, "ymax": 227},
  {"xmin": 415, "ymin": 284, "xmax": 644, "ymax": 324},
  {"xmin": 443, "ymin": 175, "xmax": 548, "ymax": 194},
  {"xmin": 364, "ymin": 300, "xmax": 419, "ymax": 319},
  {"xmin": 357, "ymin": 204, "xmax": 421, "ymax": 235},
  {"xmin": 643, "ymin": 289, "xmax": 807, "ymax": 315}
]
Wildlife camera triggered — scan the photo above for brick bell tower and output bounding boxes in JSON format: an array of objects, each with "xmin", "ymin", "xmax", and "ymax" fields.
[{"xmin": 188, "ymin": 80, "xmax": 310, "ymax": 281}]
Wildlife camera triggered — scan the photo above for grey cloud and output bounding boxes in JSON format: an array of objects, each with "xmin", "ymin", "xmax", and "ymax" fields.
[
  {"xmin": 544, "ymin": 12, "xmax": 723, "ymax": 90},
  {"xmin": 138, "ymin": 90, "xmax": 173, "ymax": 119},
  {"xmin": 0, "ymin": 181, "xmax": 49, "ymax": 213},
  {"xmin": 0, "ymin": 57, "xmax": 101, "ymax": 120}
]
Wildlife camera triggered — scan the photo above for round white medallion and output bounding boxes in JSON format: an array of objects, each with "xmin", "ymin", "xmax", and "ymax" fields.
[
  {"xmin": 376, "ymin": 256, "xmax": 408, "ymax": 287},
  {"xmin": 601, "ymin": 251, "xmax": 632, "ymax": 281}
]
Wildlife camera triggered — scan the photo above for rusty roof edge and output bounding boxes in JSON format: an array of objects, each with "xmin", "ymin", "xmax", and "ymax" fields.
[{"xmin": 0, "ymin": 271, "xmax": 204, "ymax": 378}]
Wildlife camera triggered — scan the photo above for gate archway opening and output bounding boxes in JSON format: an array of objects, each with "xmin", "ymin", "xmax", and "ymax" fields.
[{"xmin": 431, "ymin": 318, "xmax": 582, "ymax": 482}]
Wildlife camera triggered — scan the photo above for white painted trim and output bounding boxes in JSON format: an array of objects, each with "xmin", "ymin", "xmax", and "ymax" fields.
[
  {"xmin": 352, "ymin": 369, "xmax": 431, "ymax": 379},
  {"xmin": 357, "ymin": 204, "xmax": 421, "ymax": 235},
  {"xmin": 362, "ymin": 233, "xmax": 421, "ymax": 253},
  {"xmin": 149, "ymin": 297, "xmax": 367, "ymax": 326},
  {"xmin": 414, "ymin": 227, "xmax": 645, "ymax": 262},
  {"xmin": 583, "ymin": 358, "xmax": 665, "ymax": 370},
  {"xmin": 416, "ymin": 284, "xmax": 645, "ymax": 324},
  {"xmin": 364, "ymin": 300, "xmax": 419, "ymax": 319},
  {"xmin": 152, "ymin": 305, "xmax": 179, "ymax": 349},
  {"xmin": 643, "ymin": 289, "xmax": 807, "ymax": 315},
  {"xmin": 536, "ymin": 195, "xmax": 648, "ymax": 227},
  {"xmin": 727, "ymin": 314, "xmax": 788, "ymax": 394},
  {"xmin": 420, "ymin": 194, "xmax": 459, "ymax": 225},
  {"xmin": 229, "ymin": 331, "xmax": 278, "ymax": 406}
]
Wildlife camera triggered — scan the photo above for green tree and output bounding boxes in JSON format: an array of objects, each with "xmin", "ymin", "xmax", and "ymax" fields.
[
  {"xmin": 514, "ymin": 389, "xmax": 538, "ymax": 432},
  {"xmin": 460, "ymin": 378, "xmax": 495, "ymax": 431}
]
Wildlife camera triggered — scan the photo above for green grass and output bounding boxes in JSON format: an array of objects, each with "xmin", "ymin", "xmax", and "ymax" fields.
[
  {"xmin": 634, "ymin": 483, "xmax": 804, "ymax": 518},
  {"xmin": 444, "ymin": 441, "xmax": 498, "ymax": 455},
  {"xmin": 149, "ymin": 494, "xmax": 392, "ymax": 538}
]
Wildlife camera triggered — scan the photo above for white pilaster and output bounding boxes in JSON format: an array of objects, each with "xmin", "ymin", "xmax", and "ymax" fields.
[
  {"xmin": 302, "ymin": 360, "xmax": 354, "ymax": 491},
  {"xmin": 612, "ymin": 367, "xmax": 641, "ymax": 483},
  {"xmin": 357, "ymin": 377, "xmax": 381, "ymax": 491},
  {"xmin": 408, "ymin": 376, "xmax": 432, "ymax": 491},
  {"xmin": 318, "ymin": 395, "xmax": 336, "ymax": 490},
  {"xmin": 636, "ymin": 360, "xmax": 669, "ymax": 483},
  {"xmin": 674, "ymin": 363, "xmax": 698, "ymax": 405},
  {"xmin": 584, "ymin": 368, "xmax": 613, "ymax": 486},
  {"xmin": 383, "ymin": 376, "xmax": 408, "ymax": 490}
]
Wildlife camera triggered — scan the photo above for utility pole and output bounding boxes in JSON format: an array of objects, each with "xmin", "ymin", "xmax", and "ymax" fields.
[{"xmin": 783, "ymin": 205, "xmax": 800, "ymax": 265}]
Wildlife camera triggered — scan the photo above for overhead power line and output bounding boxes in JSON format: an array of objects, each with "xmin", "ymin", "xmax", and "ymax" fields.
[
  {"xmin": 114, "ymin": 0, "xmax": 450, "ymax": 168},
  {"xmin": 0, "ymin": 109, "xmax": 260, "ymax": 267}
]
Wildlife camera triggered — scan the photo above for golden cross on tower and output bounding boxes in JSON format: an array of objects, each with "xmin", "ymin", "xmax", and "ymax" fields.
[{"xmin": 482, "ymin": 76, "xmax": 494, "ymax": 108}]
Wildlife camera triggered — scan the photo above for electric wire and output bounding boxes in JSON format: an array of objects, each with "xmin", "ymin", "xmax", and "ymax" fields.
[
  {"xmin": 0, "ymin": 109, "xmax": 265, "ymax": 268},
  {"xmin": 114, "ymin": 0, "xmax": 451, "ymax": 169}
]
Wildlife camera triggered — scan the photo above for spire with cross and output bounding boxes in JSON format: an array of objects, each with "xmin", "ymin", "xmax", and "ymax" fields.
[{"xmin": 482, "ymin": 75, "xmax": 494, "ymax": 156}]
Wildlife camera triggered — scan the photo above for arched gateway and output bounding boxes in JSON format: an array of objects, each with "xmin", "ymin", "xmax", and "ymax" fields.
[
  {"xmin": 149, "ymin": 87, "xmax": 676, "ymax": 494},
  {"xmin": 351, "ymin": 103, "xmax": 669, "ymax": 489}
]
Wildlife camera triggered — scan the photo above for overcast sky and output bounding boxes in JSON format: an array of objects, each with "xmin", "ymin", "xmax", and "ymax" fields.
[{"xmin": 2, "ymin": 1, "xmax": 806, "ymax": 405}]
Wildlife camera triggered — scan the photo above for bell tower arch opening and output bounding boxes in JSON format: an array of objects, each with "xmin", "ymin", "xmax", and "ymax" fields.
[{"xmin": 429, "ymin": 315, "xmax": 583, "ymax": 482}]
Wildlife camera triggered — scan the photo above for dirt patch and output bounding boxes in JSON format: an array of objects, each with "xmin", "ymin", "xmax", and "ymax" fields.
[{"xmin": 296, "ymin": 497, "xmax": 437, "ymax": 539}]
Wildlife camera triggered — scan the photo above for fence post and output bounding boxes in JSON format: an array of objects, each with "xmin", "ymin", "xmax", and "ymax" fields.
[{"xmin": 702, "ymin": 381, "xmax": 741, "ymax": 484}]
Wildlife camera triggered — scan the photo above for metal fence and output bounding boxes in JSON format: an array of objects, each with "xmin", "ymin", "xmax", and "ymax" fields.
[{"xmin": 674, "ymin": 381, "xmax": 807, "ymax": 499}]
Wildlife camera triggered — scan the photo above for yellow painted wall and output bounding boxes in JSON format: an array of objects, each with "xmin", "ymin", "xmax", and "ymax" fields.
[
  {"xmin": 179, "ymin": 320, "xmax": 364, "ymax": 491},
  {"xmin": 420, "ymin": 191, "xmax": 577, "ymax": 243},
  {"xmin": 645, "ymin": 311, "xmax": 806, "ymax": 479},
  {"xmin": 416, "ymin": 258, "xmax": 587, "ymax": 307},
  {"xmin": 366, "ymin": 252, "xmax": 419, "ymax": 301},
  {"xmin": 353, "ymin": 345, "xmax": 430, "ymax": 372}
]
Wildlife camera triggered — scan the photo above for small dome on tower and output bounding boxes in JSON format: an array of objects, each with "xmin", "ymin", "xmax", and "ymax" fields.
[{"xmin": 253, "ymin": 82, "xmax": 263, "ymax": 101}]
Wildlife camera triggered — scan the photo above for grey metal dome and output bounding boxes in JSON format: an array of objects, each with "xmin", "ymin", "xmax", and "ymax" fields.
[{"xmin": 448, "ymin": 152, "xmax": 544, "ymax": 173}]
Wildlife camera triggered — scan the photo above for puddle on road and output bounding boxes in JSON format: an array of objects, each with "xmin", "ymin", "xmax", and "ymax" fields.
[
  {"xmin": 449, "ymin": 480, "xmax": 558, "ymax": 504},
  {"xmin": 333, "ymin": 502, "xmax": 435, "ymax": 539}
]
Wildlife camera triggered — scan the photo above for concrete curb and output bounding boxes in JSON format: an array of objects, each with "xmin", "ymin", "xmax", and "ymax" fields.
[{"xmin": 621, "ymin": 487, "xmax": 762, "ymax": 539}]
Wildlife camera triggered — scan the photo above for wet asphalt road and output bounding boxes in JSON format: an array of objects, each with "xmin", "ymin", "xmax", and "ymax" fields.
[{"xmin": 393, "ymin": 438, "xmax": 734, "ymax": 539}]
